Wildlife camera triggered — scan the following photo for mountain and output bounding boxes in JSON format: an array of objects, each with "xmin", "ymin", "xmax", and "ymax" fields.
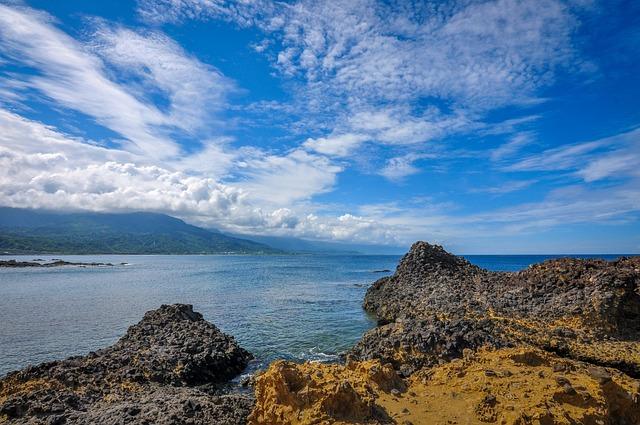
[
  {"xmin": 223, "ymin": 233, "xmax": 406, "ymax": 255},
  {"xmin": 0, "ymin": 208, "xmax": 279, "ymax": 254}
]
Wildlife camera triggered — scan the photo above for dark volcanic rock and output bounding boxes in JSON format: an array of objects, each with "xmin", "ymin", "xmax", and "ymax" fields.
[
  {"xmin": 0, "ymin": 304, "xmax": 253, "ymax": 424},
  {"xmin": 351, "ymin": 241, "xmax": 640, "ymax": 376},
  {"xmin": 66, "ymin": 389, "xmax": 254, "ymax": 425},
  {"xmin": 0, "ymin": 260, "xmax": 114, "ymax": 268},
  {"xmin": 363, "ymin": 243, "xmax": 482, "ymax": 324},
  {"xmin": 349, "ymin": 317, "xmax": 511, "ymax": 376},
  {"xmin": 112, "ymin": 304, "xmax": 252, "ymax": 385}
]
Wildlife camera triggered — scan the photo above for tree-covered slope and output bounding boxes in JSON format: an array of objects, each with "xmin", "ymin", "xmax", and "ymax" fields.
[{"xmin": 0, "ymin": 208, "xmax": 279, "ymax": 254}]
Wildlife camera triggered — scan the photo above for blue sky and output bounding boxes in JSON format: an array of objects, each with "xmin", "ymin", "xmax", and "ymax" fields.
[{"xmin": 0, "ymin": 0, "xmax": 639, "ymax": 253}]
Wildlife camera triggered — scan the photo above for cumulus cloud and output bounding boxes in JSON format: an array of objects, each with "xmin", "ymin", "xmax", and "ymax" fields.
[
  {"xmin": 2, "ymin": 1, "xmax": 636, "ymax": 250},
  {"xmin": 0, "ymin": 109, "xmax": 243, "ymax": 219},
  {"xmin": 0, "ymin": 109, "xmax": 393, "ymax": 244}
]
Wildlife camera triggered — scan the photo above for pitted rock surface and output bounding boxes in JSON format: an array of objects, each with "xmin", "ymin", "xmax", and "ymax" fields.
[
  {"xmin": 112, "ymin": 304, "xmax": 252, "ymax": 385},
  {"xmin": 0, "ymin": 304, "xmax": 253, "ymax": 424},
  {"xmin": 353, "ymin": 242, "xmax": 640, "ymax": 376}
]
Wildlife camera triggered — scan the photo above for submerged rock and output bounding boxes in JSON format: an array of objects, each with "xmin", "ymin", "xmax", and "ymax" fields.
[{"xmin": 0, "ymin": 304, "xmax": 253, "ymax": 424}]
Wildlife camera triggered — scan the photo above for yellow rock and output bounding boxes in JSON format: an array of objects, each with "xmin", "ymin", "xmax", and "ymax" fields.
[{"xmin": 248, "ymin": 347, "xmax": 640, "ymax": 425}]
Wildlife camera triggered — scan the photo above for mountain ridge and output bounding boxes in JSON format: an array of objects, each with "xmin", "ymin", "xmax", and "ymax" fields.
[{"xmin": 0, "ymin": 207, "xmax": 279, "ymax": 255}]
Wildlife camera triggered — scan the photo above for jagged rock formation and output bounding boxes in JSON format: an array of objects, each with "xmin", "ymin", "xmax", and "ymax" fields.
[
  {"xmin": 350, "ymin": 242, "xmax": 640, "ymax": 376},
  {"xmin": 249, "ymin": 242, "xmax": 640, "ymax": 424},
  {"xmin": 249, "ymin": 347, "xmax": 640, "ymax": 425},
  {"xmin": 0, "ymin": 304, "xmax": 253, "ymax": 424}
]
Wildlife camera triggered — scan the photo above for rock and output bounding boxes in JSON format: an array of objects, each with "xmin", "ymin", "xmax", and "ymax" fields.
[
  {"xmin": 248, "ymin": 360, "xmax": 399, "ymax": 425},
  {"xmin": 0, "ymin": 304, "xmax": 253, "ymax": 424},
  {"xmin": 249, "ymin": 242, "xmax": 640, "ymax": 424},
  {"xmin": 587, "ymin": 366, "xmax": 612, "ymax": 384},
  {"xmin": 354, "ymin": 242, "xmax": 640, "ymax": 376},
  {"xmin": 248, "ymin": 347, "xmax": 640, "ymax": 425},
  {"xmin": 0, "ymin": 260, "xmax": 115, "ymax": 268}
]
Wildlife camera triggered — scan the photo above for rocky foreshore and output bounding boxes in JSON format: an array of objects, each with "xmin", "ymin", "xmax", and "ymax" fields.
[
  {"xmin": 250, "ymin": 242, "xmax": 640, "ymax": 424},
  {"xmin": 2, "ymin": 243, "xmax": 640, "ymax": 424},
  {"xmin": 0, "ymin": 304, "xmax": 254, "ymax": 424},
  {"xmin": 352, "ymin": 243, "xmax": 640, "ymax": 377}
]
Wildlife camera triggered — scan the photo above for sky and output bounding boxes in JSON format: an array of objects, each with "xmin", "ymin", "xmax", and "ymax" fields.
[{"xmin": 0, "ymin": 0, "xmax": 639, "ymax": 254}]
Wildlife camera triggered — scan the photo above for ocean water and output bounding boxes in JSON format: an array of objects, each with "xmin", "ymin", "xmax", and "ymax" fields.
[
  {"xmin": 464, "ymin": 254, "xmax": 629, "ymax": 272},
  {"xmin": 0, "ymin": 253, "xmax": 631, "ymax": 376}
]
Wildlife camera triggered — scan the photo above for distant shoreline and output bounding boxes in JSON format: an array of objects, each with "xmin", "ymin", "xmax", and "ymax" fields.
[{"xmin": 0, "ymin": 259, "xmax": 119, "ymax": 268}]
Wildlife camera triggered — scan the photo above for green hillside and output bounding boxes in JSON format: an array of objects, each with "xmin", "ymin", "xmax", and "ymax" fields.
[{"xmin": 0, "ymin": 208, "xmax": 279, "ymax": 254}]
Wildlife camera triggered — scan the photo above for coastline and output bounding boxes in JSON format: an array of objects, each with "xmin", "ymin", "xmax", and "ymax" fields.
[
  {"xmin": 1, "ymin": 242, "xmax": 640, "ymax": 424},
  {"xmin": 249, "ymin": 242, "xmax": 640, "ymax": 423}
]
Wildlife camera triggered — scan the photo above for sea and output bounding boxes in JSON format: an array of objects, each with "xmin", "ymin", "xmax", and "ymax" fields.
[{"xmin": 0, "ymin": 253, "xmax": 631, "ymax": 377}]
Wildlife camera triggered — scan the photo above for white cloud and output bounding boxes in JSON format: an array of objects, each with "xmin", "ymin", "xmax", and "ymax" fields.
[
  {"xmin": 0, "ymin": 5, "xmax": 233, "ymax": 159},
  {"xmin": 3, "ymin": 1, "xmax": 635, "ymax": 251},
  {"xmin": 491, "ymin": 132, "xmax": 536, "ymax": 161},
  {"xmin": 471, "ymin": 179, "xmax": 537, "ymax": 195},
  {"xmin": 91, "ymin": 25, "xmax": 234, "ymax": 135},
  {"xmin": 2, "ymin": 106, "xmax": 639, "ymax": 248},
  {"xmin": 506, "ymin": 140, "xmax": 604, "ymax": 172},
  {"xmin": 138, "ymin": 0, "xmax": 582, "ymax": 179},
  {"xmin": 0, "ymin": 108, "xmax": 400, "ymax": 244},
  {"xmin": 349, "ymin": 108, "xmax": 473, "ymax": 145},
  {"xmin": 0, "ymin": 5, "xmax": 173, "ymax": 157},
  {"xmin": 475, "ymin": 128, "xmax": 640, "ymax": 230},
  {"xmin": 506, "ymin": 127, "xmax": 640, "ymax": 181},
  {"xmin": 575, "ymin": 129, "xmax": 640, "ymax": 182},
  {"xmin": 0, "ymin": 109, "xmax": 242, "ymax": 218},
  {"xmin": 465, "ymin": 183, "xmax": 640, "ymax": 232},
  {"xmin": 303, "ymin": 133, "xmax": 368, "ymax": 157},
  {"xmin": 247, "ymin": 0, "xmax": 575, "ymax": 110},
  {"xmin": 173, "ymin": 138, "xmax": 238, "ymax": 178},
  {"xmin": 237, "ymin": 148, "xmax": 343, "ymax": 204},
  {"xmin": 137, "ymin": 0, "xmax": 270, "ymax": 26},
  {"xmin": 379, "ymin": 154, "xmax": 422, "ymax": 181}
]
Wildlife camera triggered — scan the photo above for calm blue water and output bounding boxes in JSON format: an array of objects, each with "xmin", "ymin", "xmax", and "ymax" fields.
[
  {"xmin": 0, "ymin": 253, "xmax": 632, "ymax": 376},
  {"xmin": 465, "ymin": 254, "xmax": 631, "ymax": 272}
]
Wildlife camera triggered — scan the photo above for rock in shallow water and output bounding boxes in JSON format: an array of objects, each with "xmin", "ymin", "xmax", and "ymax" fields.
[{"xmin": 0, "ymin": 304, "xmax": 254, "ymax": 424}]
